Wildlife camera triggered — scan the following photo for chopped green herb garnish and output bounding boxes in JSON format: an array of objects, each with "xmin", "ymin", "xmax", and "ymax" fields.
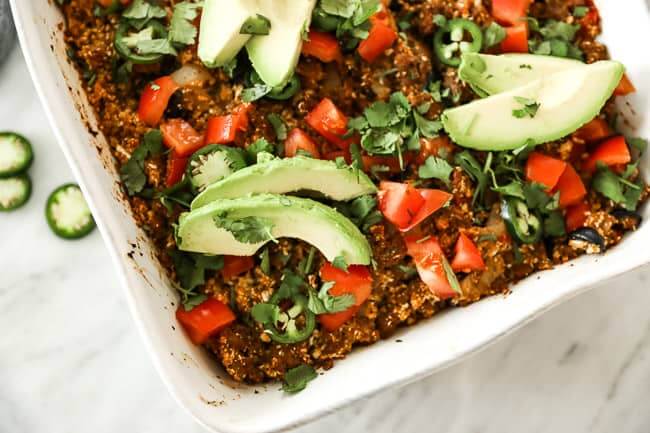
[
  {"xmin": 282, "ymin": 364, "xmax": 318, "ymax": 394},
  {"xmin": 512, "ymin": 96, "xmax": 540, "ymax": 119},
  {"xmin": 267, "ymin": 113, "xmax": 288, "ymax": 140},
  {"xmin": 169, "ymin": 2, "xmax": 202, "ymax": 45},
  {"xmin": 332, "ymin": 255, "xmax": 349, "ymax": 272},
  {"xmin": 307, "ymin": 281, "xmax": 355, "ymax": 315},
  {"xmin": 120, "ymin": 129, "xmax": 164, "ymax": 195},
  {"xmin": 213, "ymin": 214, "xmax": 276, "ymax": 244},
  {"xmin": 418, "ymin": 155, "xmax": 453, "ymax": 186}
]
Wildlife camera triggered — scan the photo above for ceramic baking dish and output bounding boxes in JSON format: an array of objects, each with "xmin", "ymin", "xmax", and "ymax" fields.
[{"xmin": 9, "ymin": 1, "xmax": 650, "ymax": 432}]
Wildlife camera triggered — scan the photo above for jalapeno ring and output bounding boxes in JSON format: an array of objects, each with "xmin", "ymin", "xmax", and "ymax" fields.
[{"xmin": 433, "ymin": 18, "xmax": 484, "ymax": 67}]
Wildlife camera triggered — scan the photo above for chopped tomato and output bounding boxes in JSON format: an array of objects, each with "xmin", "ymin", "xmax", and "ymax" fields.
[
  {"xmin": 614, "ymin": 74, "xmax": 636, "ymax": 96},
  {"xmin": 491, "ymin": 0, "xmax": 532, "ymax": 25},
  {"xmin": 305, "ymin": 98, "xmax": 355, "ymax": 150},
  {"xmin": 284, "ymin": 128, "xmax": 321, "ymax": 158},
  {"xmin": 318, "ymin": 263, "xmax": 373, "ymax": 331},
  {"xmin": 165, "ymin": 151, "xmax": 188, "ymax": 187},
  {"xmin": 138, "ymin": 76, "xmax": 180, "ymax": 127},
  {"xmin": 357, "ymin": 20, "xmax": 397, "ymax": 63},
  {"xmin": 584, "ymin": 135, "xmax": 631, "ymax": 173},
  {"xmin": 565, "ymin": 201, "xmax": 590, "ymax": 232},
  {"xmin": 302, "ymin": 30, "xmax": 342, "ymax": 63},
  {"xmin": 500, "ymin": 22, "xmax": 528, "ymax": 53},
  {"xmin": 204, "ymin": 104, "xmax": 251, "ymax": 145},
  {"xmin": 554, "ymin": 164, "xmax": 587, "ymax": 208},
  {"xmin": 575, "ymin": 117, "xmax": 612, "ymax": 143},
  {"xmin": 451, "ymin": 233, "xmax": 486, "ymax": 273},
  {"xmin": 404, "ymin": 235, "xmax": 458, "ymax": 300},
  {"xmin": 378, "ymin": 181, "xmax": 425, "ymax": 229},
  {"xmin": 221, "ymin": 256, "xmax": 255, "ymax": 280},
  {"xmin": 525, "ymin": 152, "xmax": 568, "ymax": 190},
  {"xmin": 176, "ymin": 298, "xmax": 236, "ymax": 345},
  {"xmin": 160, "ymin": 119, "xmax": 205, "ymax": 158},
  {"xmin": 400, "ymin": 189, "xmax": 453, "ymax": 232}
]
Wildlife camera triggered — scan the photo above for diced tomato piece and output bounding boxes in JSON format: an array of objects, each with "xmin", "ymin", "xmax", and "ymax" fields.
[
  {"xmin": 221, "ymin": 256, "xmax": 254, "ymax": 280},
  {"xmin": 525, "ymin": 152, "xmax": 568, "ymax": 190},
  {"xmin": 400, "ymin": 189, "xmax": 452, "ymax": 232},
  {"xmin": 614, "ymin": 74, "xmax": 636, "ymax": 96},
  {"xmin": 204, "ymin": 104, "xmax": 250, "ymax": 145},
  {"xmin": 176, "ymin": 298, "xmax": 236, "ymax": 345},
  {"xmin": 284, "ymin": 128, "xmax": 321, "ymax": 158},
  {"xmin": 138, "ymin": 76, "xmax": 180, "ymax": 127},
  {"xmin": 584, "ymin": 135, "xmax": 631, "ymax": 173},
  {"xmin": 357, "ymin": 21, "xmax": 398, "ymax": 63},
  {"xmin": 160, "ymin": 119, "xmax": 205, "ymax": 158},
  {"xmin": 451, "ymin": 233, "xmax": 486, "ymax": 273},
  {"xmin": 318, "ymin": 263, "xmax": 373, "ymax": 331},
  {"xmin": 500, "ymin": 22, "xmax": 529, "ymax": 53},
  {"xmin": 491, "ymin": 0, "xmax": 532, "ymax": 25},
  {"xmin": 554, "ymin": 164, "xmax": 587, "ymax": 208},
  {"xmin": 165, "ymin": 151, "xmax": 188, "ymax": 187},
  {"xmin": 305, "ymin": 98, "xmax": 355, "ymax": 150},
  {"xmin": 378, "ymin": 181, "xmax": 425, "ymax": 229},
  {"xmin": 575, "ymin": 117, "xmax": 613, "ymax": 143},
  {"xmin": 302, "ymin": 30, "xmax": 342, "ymax": 63},
  {"xmin": 565, "ymin": 201, "xmax": 590, "ymax": 232},
  {"xmin": 404, "ymin": 235, "xmax": 458, "ymax": 300}
]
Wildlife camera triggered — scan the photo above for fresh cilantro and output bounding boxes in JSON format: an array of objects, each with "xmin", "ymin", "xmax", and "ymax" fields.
[
  {"xmin": 492, "ymin": 180, "xmax": 525, "ymax": 199},
  {"xmin": 307, "ymin": 281, "xmax": 355, "ymax": 315},
  {"xmin": 251, "ymin": 303, "xmax": 281, "ymax": 325},
  {"xmin": 455, "ymin": 151, "xmax": 488, "ymax": 206},
  {"xmin": 241, "ymin": 83, "xmax": 272, "ymax": 102},
  {"xmin": 282, "ymin": 364, "xmax": 318, "ymax": 394},
  {"xmin": 169, "ymin": 2, "xmax": 202, "ymax": 45},
  {"xmin": 418, "ymin": 156, "xmax": 453, "ymax": 186},
  {"xmin": 335, "ymin": 195, "xmax": 383, "ymax": 232},
  {"xmin": 332, "ymin": 255, "xmax": 349, "ymax": 272},
  {"xmin": 592, "ymin": 164, "xmax": 643, "ymax": 211},
  {"xmin": 298, "ymin": 247, "xmax": 317, "ymax": 276},
  {"xmin": 183, "ymin": 294, "xmax": 208, "ymax": 311},
  {"xmin": 529, "ymin": 19, "xmax": 583, "ymax": 60},
  {"xmin": 512, "ymin": 96, "xmax": 540, "ymax": 119},
  {"xmin": 573, "ymin": 6, "xmax": 589, "ymax": 17},
  {"xmin": 519, "ymin": 64, "xmax": 532, "ymax": 69},
  {"xmin": 246, "ymin": 138, "xmax": 275, "ymax": 163},
  {"xmin": 312, "ymin": 0, "xmax": 380, "ymax": 48},
  {"xmin": 240, "ymin": 14, "xmax": 271, "ymax": 35},
  {"xmin": 483, "ymin": 22, "xmax": 506, "ymax": 48},
  {"xmin": 427, "ymin": 80, "xmax": 451, "ymax": 104},
  {"xmin": 122, "ymin": 0, "xmax": 166, "ymax": 30},
  {"xmin": 214, "ymin": 214, "xmax": 276, "ymax": 243},
  {"xmin": 260, "ymin": 248, "xmax": 271, "ymax": 275},
  {"xmin": 169, "ymin": 250, "xmax": 224, "ymax": 309},
  {"xmin": 136, "ymin": 38, "xmax": 178, "ymax": 56},
  {"xmin": 627, "ymin": 137, "xmax": 648, "ymax": 154},
  {"xmin": 267, "ymin": 113, "xmax": 287, "ymax": 140},
  {"xmin": 397, "ymin": 264, "xmax": 418, "ymax": 279},
  {"xmin": 120, "ymin": 130, "xmax": 164, "ymax": 195},
  {"xmin": 543, "ymin": 211, "xmax": 566, "ymax": 237},
  {"xmin": 397, "ymin": 12, "xmax": 413, "ymax": 31}
]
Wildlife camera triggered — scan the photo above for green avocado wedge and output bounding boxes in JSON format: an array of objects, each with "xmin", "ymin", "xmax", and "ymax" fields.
[
  {"xmin": 442, "ymin": 60, "xmax": 624, "ymax": 151},
  {"xmin": 459, "ymin": 53, "xmax": 585, "ymax": 96},
  {"xmin": 191, "ymin": 156, "xmax": 377, "ymax": 210},
  {"xmin": 177, "ymin": 194, "xmax": 372, "ymax": 265}
]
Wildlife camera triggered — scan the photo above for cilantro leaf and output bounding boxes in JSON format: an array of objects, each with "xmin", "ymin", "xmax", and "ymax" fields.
[
  {"xmin": 455, "ymin": 151, "xmax": 488, "ymax": 206},
  {"xmin": 136, "ymin": 38, "xmax": 178, "ymax": 56},
  {"xmin": 307, "ymin": 281, "xmax": 355, "ymax": 315},
  {"xmin": 332, "ymin": 255, "xmax": 349, "ymax": 272},
  {"xmin": 573, "ymin": 6, "xmax": 589, "ymax": 17},
  {"xmin": 214, "ymin": 214, "xmax": 276, "ymax": 244},
  {"xmin": 512, "ymin": 96, "xmax": 540, "ymax": 119},
  {"xmin": 282, "ymin": 364, "xmax": 318, "ymax": 394},
  {"xmin": 242, "ymin": 83, "xmax": 272, "ymax": 102},
  {"xmin": 418, "ymin": 156, "xmax": 453, "ymax": 186},
  {"xmin": 483, "ymin": 22, "xmax": 506, "ymax": 48},
  {"xmin": 168, "ymin": 251, "xmax": 224, "ymax": 310},
  {"xmin": 592, "ymin": 164, "xmax": 643, "ymax": 211},
  {"xmin": 122, "ymin": 0, "xmax": 166, "ymax": 29},
  {"xmin": 169, "ymin": 2, "xmax": 202, "ymax": 45},
  {"xmin": 120, "ymin": 129, "xmax": 164, "ymax": 195},
  {"xmin": 246, "ymin": 138, "xmax": 275, "ymax": 163},
  {"xmin": 267, "ymin": 113, "xmax": 287, "ymax": 140},
  {"xmin": 251, "ymin": 303, "xmax": 281, "ymax": 325}
]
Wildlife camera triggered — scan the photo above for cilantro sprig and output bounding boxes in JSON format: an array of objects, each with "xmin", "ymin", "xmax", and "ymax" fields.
[
  {"xmin": 214, "ymin": 214, "xmax": 277, "ymax": 244},
  {"xmin": 312, "ymin": 0, "xmax": 381, "ymax": 49},
  {"xmin": 120, "ymin": 129, "xmax": 164, "ymax": 196}
]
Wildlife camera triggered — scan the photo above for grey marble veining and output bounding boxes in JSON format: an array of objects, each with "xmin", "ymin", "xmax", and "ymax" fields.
[{"xmin": 1, "ymin": 46, "xmax": 650, "ymax": 433}]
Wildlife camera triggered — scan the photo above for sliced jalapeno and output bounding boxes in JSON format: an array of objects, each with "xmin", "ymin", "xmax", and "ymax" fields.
[
  {"xmin": 501, "ymin": 198, "xmax": 542, "ymax": 244},
  {"xmin": 434, "ymin": 18, "xmax": 483, "ymax": 67},
  {"xmin": 115, "ymin": 20, "xmax": 168, "ymax": 65}
]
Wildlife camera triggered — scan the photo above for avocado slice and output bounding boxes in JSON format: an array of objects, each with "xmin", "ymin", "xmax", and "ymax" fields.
[
  {"xmin": 177, "ymin": 194, "xmax": 372, "ymax": 265},
  {"xmin": 459, "ymin": 53, "xmax": 585, "ymax": 96},
  {"xmin": 198, "ymin": 0, "xmax": 258, "ymax": 68},
  {"xmin": 442, "ymin": 60, "xmax": 624, "ymax": 151},
  {"xmin": 191, "ymin": 156, "xmax": 377, "ymax": 209},
  {"xmin": 245, "ymin": 0, "xmax": 317, "ymax": 87}
]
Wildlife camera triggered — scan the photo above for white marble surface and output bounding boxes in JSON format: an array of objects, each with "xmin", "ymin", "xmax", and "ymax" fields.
[{"xmin": 1, "ymin": 45, "xmax": 650, "ymax": 433}]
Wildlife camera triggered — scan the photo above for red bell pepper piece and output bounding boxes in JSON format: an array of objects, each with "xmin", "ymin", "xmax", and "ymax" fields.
[
  {"xmin": 357, "ymin": 18, "xmax": 397, "ymax": 63},
  {"xmin": 614, "ymin": 74, "xmax": 636, "ymax": 96},
  {"xmin": 554, "ymin": 164, "xmax": 587, "ymax": 208},
  {"xmin": 302, "ymin": 30, "xmax": 342, "ymax": 63},
  {"xmin": 160, "ymin": 119, "xmax": 205, "ymax": 158},
  {"xmin": 204, "ymin": 104, "xmax": 251, "ymax": 145},
  {"xmin": 584, "ymin": 136, "xmax": 631, "ymax": 173},
  {"xmin": 491, "ymin": 0, "xmax": 532, "ymax": 25},
  {"xmin": 221, "ymin": 256, "xmax": 255, "ymax": 280},
  {"xmin": 305, "ymin": 98, "xmax": 355, "ymax": 150},
  {"xmin": 165, "ymin": 151, "xmax": 189, "ymax": 187},
  {"xmin": 138, "ymin": 76, "xmax": 180, "ymax": 127},
  {"xmin": 404, "ymin": 235, "xmax": 459, "ymax": 300},
  {"xmin": 284, "ymin": 128, "xmax": 321, "ymax": 158},
  {"xmin": 500, "ymin": 22, "xmax": 529, "ymax": 53},
  {"xmin": 318, "ymin": 263, "xmax": 373, "ymax": 331},
  {"xmin": 575, "ymin": 117, "xmax": 613, "ymax": 143},
  {"xmin": 525, "ymin": 152, "xmax": 568, "ymax": 190},
  {"xmin": 451, "ymin": 233, "xmax": 486, "ymax": 273},
  {"xmin": 176, "ymin": 298, "xmax": 236, "ymax": 345}
]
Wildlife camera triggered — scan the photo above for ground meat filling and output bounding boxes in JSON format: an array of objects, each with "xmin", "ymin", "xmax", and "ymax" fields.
[{"xmin": 58, "ymin": 0, "xmax": 647, "ymax": 384}]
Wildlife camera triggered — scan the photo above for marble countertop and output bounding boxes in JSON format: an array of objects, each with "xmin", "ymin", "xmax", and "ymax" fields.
[{"xmin": 1, "ymin": 44, "xmax": 649, "ymax": 433}]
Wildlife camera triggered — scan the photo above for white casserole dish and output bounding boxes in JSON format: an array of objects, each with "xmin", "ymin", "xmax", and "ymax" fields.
[{"xmin": 9, "ymin": 1, "xmax": 650, "ymax": 432}]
